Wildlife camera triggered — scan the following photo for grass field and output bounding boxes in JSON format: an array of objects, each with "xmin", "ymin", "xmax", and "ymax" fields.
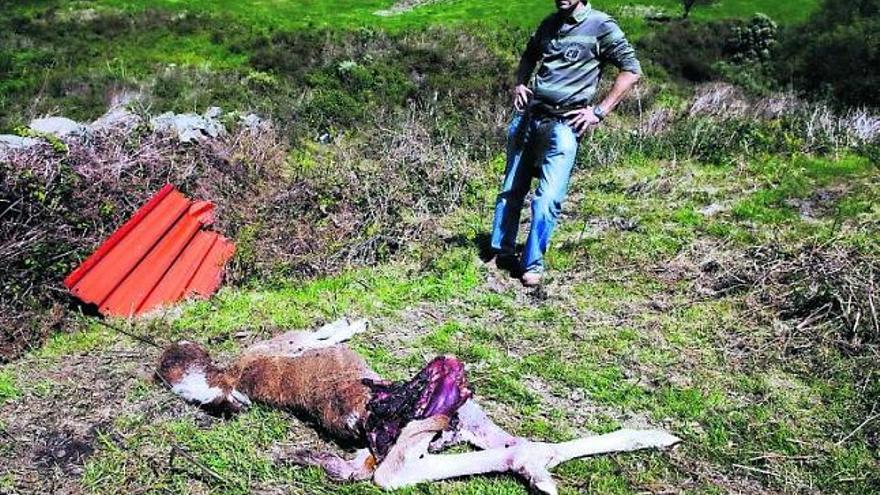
[
  {"xmin": 16, "ymin": 0, "xmax": 822, "ymax": 31},
  {"xmin": 2, "ymin": 132, "xmax": 878, "ymax": 493},
  {"xmin": 0, "ymin": 0, "xmax": 822, "ymax": 130}
]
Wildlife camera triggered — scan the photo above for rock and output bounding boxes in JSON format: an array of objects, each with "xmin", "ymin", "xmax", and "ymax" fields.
[
  {"xmin": 91, "ymin": 107, "xmax": 140, "ymax": 132},
  {"xmin": 0, "ymin": 134, "xmax": 40, "ymax": 149},
  {"xmin": 29, "ymin": 117, "xmax": 88, "ymax": 138},
  {"xmin": 699, "ymin": 202, "xmax": 728, "ymax": 217},
  {"xmin": 204, "ymin": 106, "xmax": 223, "ymax": 120},
  {"xmin": 240, "ymin": 113, "xmax": 270, "ymax": 133},
  {"xmin": 90, "ymin": 91, "xmax": 142, "ymax": 132},
  {"xmin": 0, "ymin": 134, "xmax": 40, "ymax": 159},
  {"xmin": 150, "ymin": 107, "xmax": 226, "ymax": 143}
]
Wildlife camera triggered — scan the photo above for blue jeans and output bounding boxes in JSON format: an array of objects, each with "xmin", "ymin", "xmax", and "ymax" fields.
[{"xmin": 491, "ymin": 111, "xmax": 578, "ymax": 273}]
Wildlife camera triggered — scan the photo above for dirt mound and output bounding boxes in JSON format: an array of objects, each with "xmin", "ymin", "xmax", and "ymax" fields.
[
  {"xmin": 1, "ymin": 106, "xmax": 286, "ymax": 360},
  {"xmin": 683, "ymin": 242, "xmax": 880, "ymax": 356},
  {"xmin": 1, "ymin": 104, "xmax": 476, "ymax": 361}
]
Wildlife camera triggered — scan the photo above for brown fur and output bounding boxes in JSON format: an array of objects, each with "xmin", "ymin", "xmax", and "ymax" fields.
[
  {"xmin": 159, "ymin": 342, "xmax": 374, "ymax": 441},
  {"xmin": 157, "ymin": 341, "xmax": 214, "ymax": 387},
  {"xmin": 233, "ymin": 346, "xmax": 373, "ymax": 440},
  {"xmin": 157, "ymin": 322, "xmax": 681, "ymax": 494}
]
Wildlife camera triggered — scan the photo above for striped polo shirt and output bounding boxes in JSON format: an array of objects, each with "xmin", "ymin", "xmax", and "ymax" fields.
[{"xmin": 517, "ymin": 3, "xmax": 641, "ymax": 110}]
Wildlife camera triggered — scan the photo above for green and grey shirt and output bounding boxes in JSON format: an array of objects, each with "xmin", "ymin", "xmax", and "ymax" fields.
[{"xmin": 517, "ymin": 3, "xmax": 641, "ymax": 110}]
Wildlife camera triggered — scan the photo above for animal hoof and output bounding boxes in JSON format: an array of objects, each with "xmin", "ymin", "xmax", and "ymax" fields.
[
  {"xmin": 533, "ymin": 479, "xmax": 559, "ymax": 495},
  {"xmin": 643, "ymin": 430, "xmax": 682, "ymax": 449}
]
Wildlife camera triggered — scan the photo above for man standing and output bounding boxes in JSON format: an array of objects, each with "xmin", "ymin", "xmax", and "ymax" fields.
[{"xmin": 491, "ymin": 0, "xmax": 642, "ymax": 286}]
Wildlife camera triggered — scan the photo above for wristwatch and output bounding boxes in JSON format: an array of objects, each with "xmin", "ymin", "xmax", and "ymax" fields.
[{"xmin": 592, "ymin": 105, "xmax": 607, "ymax": 122}]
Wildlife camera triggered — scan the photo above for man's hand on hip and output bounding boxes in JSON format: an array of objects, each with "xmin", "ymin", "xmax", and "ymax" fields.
[
  {"xmin": 564, "ymin": 107, "xmax": 601, "ymax": 137},
  {"xmin": 512, "ymin": 84, "xmax": 533, "ymax": 112}
]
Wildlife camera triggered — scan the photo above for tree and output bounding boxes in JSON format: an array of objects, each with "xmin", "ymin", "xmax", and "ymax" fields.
[
  {"xmin": 775, "ymin": 0, "xmax": 880, "ymax": 108},
  {"xmin": 682, "ymin": 0, "xmax": 697, "ymax": 19}
]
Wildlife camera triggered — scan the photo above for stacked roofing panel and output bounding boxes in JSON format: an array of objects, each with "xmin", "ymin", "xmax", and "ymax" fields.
[{"xmin": 64, "ymin": 184, "xmax": 235, "ymax": 316}]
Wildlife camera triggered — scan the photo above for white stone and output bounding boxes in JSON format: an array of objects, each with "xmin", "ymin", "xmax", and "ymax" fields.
[
  {"xmin": 240, "ymin": 113, "xmax": 269, "ymax": 132},
  {"xmin": 204, "ymin": 106, "xmax": 223, "ymax": 119},
  {"xmin": 29, "ymin": 117, "xmax": 88, "ymax": 138},
  {"xmin": 0, "ymin": 134, "xmax": 39, "ymax": 150},
  {"xmin": 0, "ymin": 134, "xmax": 40, "ymax": 160},
  {"xmin": 91, "ymin": 106, "xmax": 140, "ymax": 132},
  {"xmin": 150, "ymin": 109, "xmax": 227, "ymax": 143}
]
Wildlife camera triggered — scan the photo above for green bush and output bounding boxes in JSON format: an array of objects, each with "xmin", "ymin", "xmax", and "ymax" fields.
[
  {"xmin": 637, "ymin": 20, "xmax": 736, "ymax": 82},
  {"xmin": 639, "ymin": 14, "xmax": 780, "ymax": 85},
  {"xmin": 725, "ymin": 14, "xmax": 778, "ymax": 64},
  {"xmin": 775, "ymin": 0, "xmax": 880, "ymax": 108}
]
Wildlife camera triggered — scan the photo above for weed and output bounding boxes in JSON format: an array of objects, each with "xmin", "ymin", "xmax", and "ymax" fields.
[{"xmin": 0, "ymin": 370, "xmax": 18, "ymax": 403}]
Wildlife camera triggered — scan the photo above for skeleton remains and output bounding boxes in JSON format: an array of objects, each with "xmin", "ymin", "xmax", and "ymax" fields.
[{"xmin": 157, "ymin": 319, "xmax": 680, "ymax": 494}]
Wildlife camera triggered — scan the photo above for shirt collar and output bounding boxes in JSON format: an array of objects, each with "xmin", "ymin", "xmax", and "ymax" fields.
[{"xmin": 567, "ymin": 2, "xmax": 591, "ymax": 24}]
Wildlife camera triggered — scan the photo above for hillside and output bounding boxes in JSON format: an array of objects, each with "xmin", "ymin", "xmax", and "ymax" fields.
[
  {"xmin": 1, "ymin": 1, "xmax": 878, "ymax": 495},
  {"xmin": 9, "ymin": 0, "xmax": 824, "ymax": 31}
]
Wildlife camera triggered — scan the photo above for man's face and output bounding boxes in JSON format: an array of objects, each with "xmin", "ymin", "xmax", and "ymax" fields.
[{"xmin": 555, "ymin": 0, "xmax": 580, "ymax": 12}]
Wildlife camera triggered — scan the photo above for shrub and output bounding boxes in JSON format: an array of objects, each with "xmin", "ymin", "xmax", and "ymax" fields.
[
  {"xmin": 0, "ymin": 121, "xmax": 287, "ymax": 361},
  {"xmin": 0, "ymin": 92, "xmax": 492, "ymax": 360},
  {"xmin": 705, "ymin": 243, "xmax": 880, "ymax": 353},
  {"xmin": 775, "ymin": 0, "xmax": 880, "ymax": 108},
  {"xmin": 724, "ymin": 13, "xmax": 778, "ymax": 64},
  {"xmin": 639, "ymin": 14, "xmax": 780, "ymax": 94},
  {"xmin": 637, "ymin": 20, "xmax": 736, "ymax": 82}
]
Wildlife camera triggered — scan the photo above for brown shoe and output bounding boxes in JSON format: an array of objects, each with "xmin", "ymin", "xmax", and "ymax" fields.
[{"xmin": 521, "ymin": 271, "xmax": 543, "ymax": 287}]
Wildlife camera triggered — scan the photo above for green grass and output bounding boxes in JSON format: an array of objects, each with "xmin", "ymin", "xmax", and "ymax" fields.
[
  {"xmin": 26, "ymin": 145, "xmax": 870, "ymax": 494},
  {"xmin": 0, "ymin": 0, "xmax": 827, "ymax": 132},
  {"xmin": 2, "ymin": 1, "xmax": 877, "ymax": 493},
  {"xmin": 36, "ymin": 323, "xmax": 115, "ymax": 358},
  {"xmin": 733, "ymin": 154, "xmax": 873, "ymax": 225},
  {"xmin": 5, "ymin": 149, "xmax": 877, "ymax": 494},
  {"xmin": 0, "ymin": 370, "xmax": 18, "ymax": 404},
  {"xmin": 61, "ymin": 0, "xmax": 821, "ymax": 32}
]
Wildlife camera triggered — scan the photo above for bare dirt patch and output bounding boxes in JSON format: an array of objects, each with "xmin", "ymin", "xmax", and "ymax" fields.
[
  {"xmin": 374, "ymin": 0, "xmax": 446, "ymax": 16},
  {"xmin": 0, "ymin": 346, "xmax": 161, "ymax": 493},
  {"xmin": 525, "ymin": 375, "xmax": 657, "ymax": 435}
]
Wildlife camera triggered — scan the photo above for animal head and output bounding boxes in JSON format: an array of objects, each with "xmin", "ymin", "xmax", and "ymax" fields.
[{"xmin": 157, "ymin": 340, "xmax": 251, "ymax": 416}]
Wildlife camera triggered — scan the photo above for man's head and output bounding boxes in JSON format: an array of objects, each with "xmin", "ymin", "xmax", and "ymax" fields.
[{"xmin": 554, "ymin": 0, "xmax": 582, "ymax": 13}]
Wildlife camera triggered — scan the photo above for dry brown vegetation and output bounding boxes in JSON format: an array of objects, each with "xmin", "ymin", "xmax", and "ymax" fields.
[
  {"xmin": 703, "ymin": 243, "xmax": 880, "ymax": 357},
  {"xmin": 0, "ymin": 103, "xmax": 485, "ymax": 361}
]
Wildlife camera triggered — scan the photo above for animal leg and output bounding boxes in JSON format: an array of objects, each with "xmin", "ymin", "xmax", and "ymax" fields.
[
  {"xmin": 375, "ymin": 422, "xmax": 680, "ymax": 495},
  {"xmin": 274, "ymin": 446, "xmax": 375, "ymax": 481},
  {"xmin": 312, "ymin": 318, "xmax": 368, "ymax": 342},
  {"xmin": 544, "ymin": 428, "xmax": 681, "ymax": 466},
  {"xmin": 245, "ymin": 318, "xmax": 368, "ymax": 357},
  {"xmin": 430, "ymin": 399, "xmax": 524, "ymax": 451}
]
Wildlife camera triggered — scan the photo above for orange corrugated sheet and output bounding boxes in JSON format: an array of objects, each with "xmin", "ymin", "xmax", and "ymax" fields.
[{"xmin": 64, "ymin": 184, "xmax": 236, "ymax": 316}]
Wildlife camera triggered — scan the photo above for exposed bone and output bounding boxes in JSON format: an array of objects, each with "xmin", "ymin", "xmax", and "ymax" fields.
[
  {"xmin": 160, "ymin": 318, "xmax": 680, "ymax": 493},
  {"xmin": 374, "ymin": 416, "xmax": 680, "ymax": 494},
  {"xmin": 430, "ymin": 400, "xmax": 523, "ymax": 451},
  {"xmin": 244, "ymin": 318, "xmax": 368, "ymax": 358}
]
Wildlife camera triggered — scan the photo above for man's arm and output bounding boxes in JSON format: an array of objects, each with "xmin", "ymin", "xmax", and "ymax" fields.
[
  {"xmin": 515, "ymin": 36, "xmax": 541, "ymax": 86},
  {"xmin": 565, "ymin": 17, "xmax": 642, "ymax": 135},
  {"xmin": 593, "ymin": 70, "xmax": 640, "ymax": 117},
  {"xmin": 565, "ymin": 70, "xmax": 639, "ymax": 136},
  {"xmin": 513, "ymin": 28, "xmax": 543, "ymax": 111}
]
